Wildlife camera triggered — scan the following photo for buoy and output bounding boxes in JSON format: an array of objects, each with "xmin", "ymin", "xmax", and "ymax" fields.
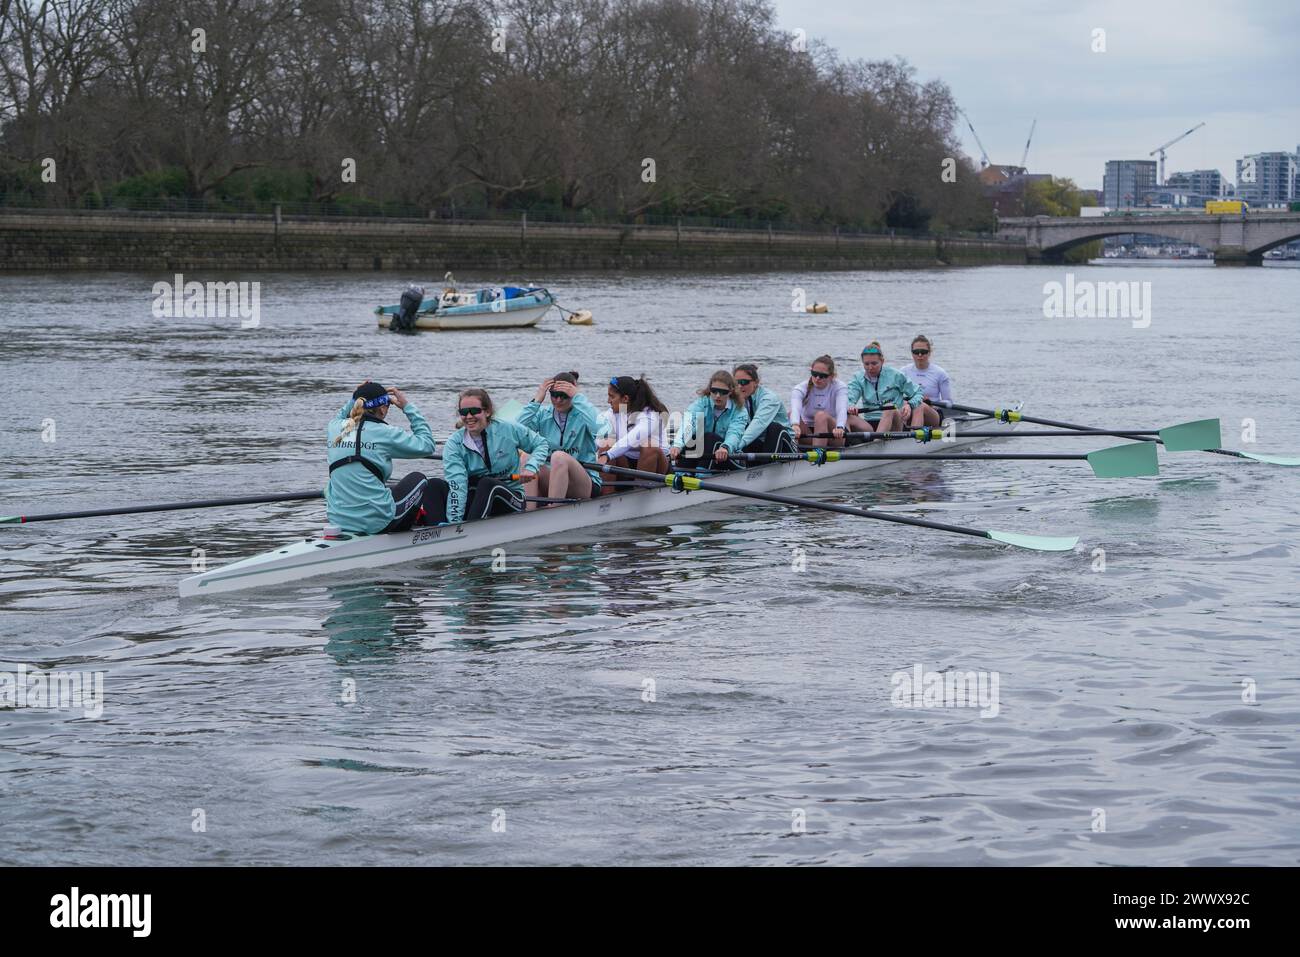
[
  {"xmin": 565, "ymin": 309, "xmax": 594, "ymax": 325},
  {"xmin": 805, "ymin": 303, "xmax": 829, "ymax": 314}
]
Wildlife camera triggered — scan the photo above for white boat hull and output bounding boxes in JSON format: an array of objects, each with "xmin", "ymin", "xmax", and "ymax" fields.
[
  {"xmin": 179, "ymin": 412, "xmax": 1019, "ymax": 597},
  {"xmin": 376, "ymin": 295, "xmax": 553, "ymax": 330}
]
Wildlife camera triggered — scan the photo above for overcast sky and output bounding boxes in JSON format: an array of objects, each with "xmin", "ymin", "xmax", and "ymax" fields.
[{"xmin": 769, "ymin": 0, "xmax": 1300, "ymax": 190}]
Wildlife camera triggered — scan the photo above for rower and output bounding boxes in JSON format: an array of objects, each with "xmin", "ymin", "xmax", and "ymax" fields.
[
  {"xmin": 326, "ymin": 381, "xmax": 448, "ymax": 533},
  {"xmin": 442, "ymin": 388, "xmax": 550, "ymax": 522},
  {"xmin": 517, "ymin": 371, "xmax": 602, "ymax": 505},
  {"xmin": 733, "ymin": 363, "xmax": 796, "ymax": 453},
  {"xmin": 846, "ymin": 342, "xmax": 926, "ymax": 434},
  {"xmin": 670, "ymin": 370, "xmax": 749, "ymax": 470},
  {"xmin": 897, "ymin": 334, "xmax": 951, "ymax": 428},
  {"xmin": 791, "ymin": 354, "xmax": 847, "ymax": 448},
  {"xmin": 597, "ymin": 375, "xmax": 670, "ymax": 482}
]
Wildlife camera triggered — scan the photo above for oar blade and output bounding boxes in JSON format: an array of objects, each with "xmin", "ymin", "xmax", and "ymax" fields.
[
  {"xmin": 1086, "ymin": 441, "xmax": 1160, "ymax": 478},
  {"xmin": 987, "ymin": 530, "xmax": 1080, "ymax": 552},
  {"xmin": 1159, "ymin": 418, "xmax": 1221, "ymax": 452},
  {"xmin": 495, "ymin": 398, "xmax": 526, "ymax": 423},
  {"xmin": 1236, "ymin": 451, "xmax": 1300, "ymax": 467}
]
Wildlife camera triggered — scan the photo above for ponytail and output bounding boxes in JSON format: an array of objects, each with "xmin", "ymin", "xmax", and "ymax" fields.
[
  {"xmin": 611, "ymin": 375, "xmax": 668, "ymax": 414},
  {"xmin": 333, "ymin": 398, "xmax": 366, "ymax": 446}
]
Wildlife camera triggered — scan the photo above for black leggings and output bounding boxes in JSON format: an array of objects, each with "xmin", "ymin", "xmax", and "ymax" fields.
[
  {"xmin": 676, "ymin": 431, "xmax": 728, "ymax": 470},
  {"xmin": 743, "ymin": 422, "xmax": 798, "ymax": 455},
  {"xmin": 464, "ymin": 475, "xmax": 524, "ymax": 521},
  {"xmin": 382, "ymin": 472, "xmax": 450, "ymax": 532}
]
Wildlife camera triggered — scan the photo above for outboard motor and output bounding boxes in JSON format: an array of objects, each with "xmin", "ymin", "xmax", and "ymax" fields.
[{"xmin": 392, "ymin": 284, "xmax": 425, "ymax": 334}]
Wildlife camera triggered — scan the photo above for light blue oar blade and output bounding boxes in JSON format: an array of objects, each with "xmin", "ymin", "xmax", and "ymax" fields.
[
  {"xmin": 987, "ymin": 530, "xmax": 1080, "ymax": 552},
  {"xmin": 1086, "ymin": 441, "xmax": 1160, "ymax": 478},
  {"xmin": 1235, "ymin": 451, "xmax": 1300, "ymax": 466},
  {"xmin": 1159, "ymin": 418, "xmax": 1221, "ymax": 452},
  {"xmin": 496, "ymin": 398, "xmax": 526, "ymax": 423}
]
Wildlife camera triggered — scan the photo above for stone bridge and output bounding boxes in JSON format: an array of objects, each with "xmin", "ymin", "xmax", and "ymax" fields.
[{"xmin": 997, "ymin": 211, "xmax": 1300, "ymax": 265}]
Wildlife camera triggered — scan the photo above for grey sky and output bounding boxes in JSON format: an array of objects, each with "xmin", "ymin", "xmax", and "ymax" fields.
[{"xmin": 770, "ymin": 0, "xmax": 1300, "ymax": 190}]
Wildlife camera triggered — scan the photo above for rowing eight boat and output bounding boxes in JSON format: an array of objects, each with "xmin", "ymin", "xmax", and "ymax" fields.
[{"xmin": 177, "ymin": 406, "xmax": 1024, "ymax": 597}]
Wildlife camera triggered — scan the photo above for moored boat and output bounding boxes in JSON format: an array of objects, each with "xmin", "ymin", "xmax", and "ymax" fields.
[
  {"xmin": 178, "ymin": 406, "xmax": 1021, "ymax": 597},
  {"xmin": 375, "ymin": 277, "xmax": 555, "ymax": 330}
]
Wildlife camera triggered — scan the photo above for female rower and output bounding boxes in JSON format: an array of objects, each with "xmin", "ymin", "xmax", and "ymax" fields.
[
  {"xmin": 790, "ymin": 355, "xmax": 847, "ymax": 448},
  {"xmin": 442, "ymin": 388, "xmax": 551, "ymax": 522},
  {"xmin": 326, "ymin": 381, "xmax": 447, "ymax": 533},
  {"xmin": 670, "ymin": 370, "xmax": 749, "ymax": 469},
  {"xmin": 846, "ymin": 342, "xmax": 927, "ymax": 434},
  {"xmin": 733, "ymin": 363, "xmax": 796, "ymax": 453},
  {"xmin": 517, "ymin": 371, "xmax": 602, "ymax": 506},
  {"xmin": 596, "ymin": 375, "xmax": 670, "ymax": 480},
  {"xmin": 898, "ymin": 334, "xmax": 951, "ymax": 427}
]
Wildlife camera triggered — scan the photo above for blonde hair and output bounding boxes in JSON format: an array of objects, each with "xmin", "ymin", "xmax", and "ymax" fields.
[
  {"xmin": 699, "ymin": 369, "xmax": 741, "ymax": 406},
  {"xmin": 862, "ymin": 340, "xmax": 884, "ymax": 361},
  {"xmin": 333, "ymin": 398, "xmax": 367, "ymax": 446},
  {"xmin": 807, "ymin": 354, "xmax": 836, "ymax": 393}
]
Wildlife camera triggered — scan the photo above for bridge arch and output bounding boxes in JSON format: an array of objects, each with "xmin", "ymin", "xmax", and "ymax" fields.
[
  {"xmin": 1250, "ymin": 230, "xmax": 1300, "ymax": 255},
  {"xmin": 1039, "ymin": 227, "xmax": 1212, "ymax": 258}
]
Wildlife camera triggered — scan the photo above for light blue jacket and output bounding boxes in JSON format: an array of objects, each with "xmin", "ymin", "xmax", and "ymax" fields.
[
  {"xmin": 441, "ymin": 419, "xmax": 550, "ymax": 523},
  {"xmin": 326, "ymin": 400, "xmax": 436, "ymax": 533},
  {"xmin": 847, "ymin": 366, "xmax": 925, "ymax": 420},
  {"xmin": 673, "ymin": 395, "xmax": 749, "ymax": 454},
  {"xmin": 516, "ymin": 392, "xmax": 603, "ymax": 486},
  {"xmin": 737, "ymin": 386, "xmax": 793, "ymax": 448}
]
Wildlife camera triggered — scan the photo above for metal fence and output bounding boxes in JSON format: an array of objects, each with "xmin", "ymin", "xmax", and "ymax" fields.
[{"xmin": 0, "ymin": 191, "xmax": 1012, "ymax": 242}]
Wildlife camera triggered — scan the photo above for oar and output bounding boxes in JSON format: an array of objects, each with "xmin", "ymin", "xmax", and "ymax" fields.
[
  {"xmin": 814, "ymin": 428, "xmax": 1163, "ymax": 440},
  {"xmin": 2, "ymin": 491, "xmax": 324, "ymax": 525},
  {"xmin": 936, "ymin": 401, "xmax": 1296, "ymax": 465},
  {"xmin": 581, "ymin": 461, "xmax": 1078, "ymax": 552},
  {"xmin": 773, "ymin": 443, "xmax": 1158, "ymax": 478}
]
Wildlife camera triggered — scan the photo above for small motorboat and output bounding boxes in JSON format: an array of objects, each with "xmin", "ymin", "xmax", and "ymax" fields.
[{"xmin": 376, "ymin": 273, "xmax": 556, "ymax": 331}]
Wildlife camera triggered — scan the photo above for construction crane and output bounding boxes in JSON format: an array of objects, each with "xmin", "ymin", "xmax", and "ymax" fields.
[
  {"xmin": 1149, "ymin": 122, "xmax": 1206, "ymax": 185},
  {"xmin": 959, "ymin": 110, "xmax": 990, "ymax": 169},
  {"xmin": 1020, "ymin": 118, "xmax": 1037, "ymax": 170}
]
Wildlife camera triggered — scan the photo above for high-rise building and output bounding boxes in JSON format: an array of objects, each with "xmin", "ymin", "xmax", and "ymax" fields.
[
  {"xmin": 1235, "ymin": 151, "xmax": 1298, "ymax": 205},
  {"xmin": 1165, "ymin": 169, "xmax": 1225, "ymax": 198},
  {"xmin": 1103, "ymin": 160, "xmax": 1158, "ymax": 208}
]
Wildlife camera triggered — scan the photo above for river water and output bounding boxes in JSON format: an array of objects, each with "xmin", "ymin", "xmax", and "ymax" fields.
[{"xmin": 2, "ymin": 263, "xmax": 1298, "ymax": 866}]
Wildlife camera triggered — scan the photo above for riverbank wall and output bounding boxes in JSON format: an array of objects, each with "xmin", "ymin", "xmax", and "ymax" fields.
[{"xmin": 0, "ymin": 211, "xmax": 1026, "ymax": 272}]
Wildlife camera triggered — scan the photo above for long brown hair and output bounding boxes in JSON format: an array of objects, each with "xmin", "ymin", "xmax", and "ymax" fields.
[
  {"xmin": 807, "ymin": 354, "xmax": 836, "ymax": 394},
  {"xmin": 455, "ymin": 387, "xmax": 494, "ymax": 429},
  {"xmin": 698, "ymin": 369, "xmax": 741, "ymax": 406},
  {"xmin": 610, "ymin": 375, "xmax": 668, "ymax": 414}
]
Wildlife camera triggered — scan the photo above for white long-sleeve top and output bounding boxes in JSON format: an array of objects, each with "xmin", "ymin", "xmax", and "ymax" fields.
[
  {"xmin": 605, "ymin": 409, "xmax": 668, "ymax": 460},
  {"xmin": 790, "ymin": 378, "xmax": 847, "ymax": 428}
]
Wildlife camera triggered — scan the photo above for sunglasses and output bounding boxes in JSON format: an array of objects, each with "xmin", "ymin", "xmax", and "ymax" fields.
[
  {"xmin": 709, "ymin": 386, "xmax": 730, "ymax": 396},
  {"xmin": 458, "ymin": 406, "xmax": 484, "ymax": 416},
  {"xmin": 549, "ymin": 390, "xmax": 570, "ymax": 400},
  {"xmin": 809, "ymin": 370, "xmax": 830, "ymax": 379},
  {"xmin": 912, "ymin": 349, "xmax": 930, "ymax": 356},
  {"xmin": 734, "ymin": 378, "xmax": 753, "ymax": 386}
]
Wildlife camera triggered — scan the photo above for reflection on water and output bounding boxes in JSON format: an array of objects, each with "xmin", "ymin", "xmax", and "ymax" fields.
[
  {"xmin": 322, "ymin": 583, "xmax": 426, "ymax": 663},
  {"xmin": 3, "ymin": 266, "xmax": 1299, "ymax": 865}
]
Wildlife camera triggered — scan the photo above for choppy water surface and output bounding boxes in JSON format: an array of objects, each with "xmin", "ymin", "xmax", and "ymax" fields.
[{"xmin": 2, "ymin": 263, "xmax": 1298, "ymax": 865}]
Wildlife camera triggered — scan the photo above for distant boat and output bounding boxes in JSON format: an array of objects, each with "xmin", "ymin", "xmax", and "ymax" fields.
[{"xmin": 375, "ymin": 274, "xmax": 555, "ymax": 331}]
